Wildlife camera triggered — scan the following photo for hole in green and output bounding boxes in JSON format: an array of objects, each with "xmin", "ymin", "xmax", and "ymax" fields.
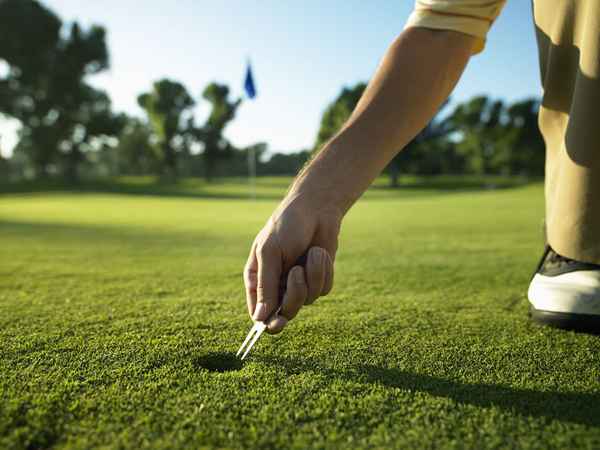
[{"xmin": 194, "ymin": 351, "xmax": 243, "ymax": 373}]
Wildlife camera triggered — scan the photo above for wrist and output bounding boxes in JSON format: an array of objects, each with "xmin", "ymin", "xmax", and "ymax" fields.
[
  {"xmin": 290, "ymin": 131, "xmax": 380, "ymax": 214},
  {"xmin": 286, "ymin": 165, "xmax": 349, "ymax": 218},
  {"xmin": 279, "ymin": 182, "xmax": 344, "ymax": 224}
]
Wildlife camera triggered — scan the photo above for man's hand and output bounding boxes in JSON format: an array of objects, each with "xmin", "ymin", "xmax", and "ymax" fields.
[
  {"xmin": 243, "ymin": 27, "xmax": 474, "ymax": 334},
  {"xmin": 243, "ymin": 193, "xmax": 341, "ymax": 334}
]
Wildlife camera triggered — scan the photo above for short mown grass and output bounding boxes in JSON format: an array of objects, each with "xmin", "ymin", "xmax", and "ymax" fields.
[{"xmin": 1, "ymin": 177, "xmax": 599, "ymax": 449}]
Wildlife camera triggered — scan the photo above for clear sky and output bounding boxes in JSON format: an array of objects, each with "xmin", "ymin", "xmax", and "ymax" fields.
[{"xmin": 0, "ymin": 0, "xmax": 541, "ymax": 157}]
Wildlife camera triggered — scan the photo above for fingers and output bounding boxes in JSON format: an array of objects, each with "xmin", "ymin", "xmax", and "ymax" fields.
[
  {"xmin": 266, "ymin": 315, "xmax": 288, "ymax": 334},
  {"xmin": 305, "ymin": 247, "xmax": 328, "ymax": 305},
  {"xmin": 321, "ymin": 250, "xmax": 334, "ymax": 296},
  {"xmin": 266, "ymin": 246, "xmax": 334, "ymax": 334},
  {"xmin": 244, "ymin": 211, "xmax": 338, "ymax": 334},
  {"xmin": 268, "ymin": 266, "xmax": 307, "ymax": 334},
  {"xmin": 281, "ymin": 266, "xmax": 308, "ymax": 321},
  {"xmin": 243, "ymin": 241, "xmax": 258, "ymax": 317},
  {"xmin": 254, "ymin": 239, "xmax": 282, "ymax": 322},
  {"xmin": 311, "ymin": 219, "xmax": 338, "ymax": 297}
]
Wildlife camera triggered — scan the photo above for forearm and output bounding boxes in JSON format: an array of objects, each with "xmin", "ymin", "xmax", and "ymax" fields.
[{"xmin": 288, "ymin": 27, "xmax": 475, "ymax": 215}]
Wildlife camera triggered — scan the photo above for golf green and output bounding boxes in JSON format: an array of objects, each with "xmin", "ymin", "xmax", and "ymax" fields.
[{"xmin": 1, "ymin": 178, "xmax": 599, "ymax": 449}]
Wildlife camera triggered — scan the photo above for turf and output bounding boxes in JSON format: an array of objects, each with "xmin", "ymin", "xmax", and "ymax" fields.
[{"xmin": 1, "ymin": 177, "xmax": 599, "ymax": 449}]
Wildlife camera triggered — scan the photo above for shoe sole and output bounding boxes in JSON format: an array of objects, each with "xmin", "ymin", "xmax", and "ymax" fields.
[{"xmin": 529, "ymin": 307, "xmax": 600, "ymax": 334}]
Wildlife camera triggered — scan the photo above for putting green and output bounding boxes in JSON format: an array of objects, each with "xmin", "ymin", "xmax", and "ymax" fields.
[{"xmin": 1, "ymin": 178, "xmax": 599, "ymax": 449}]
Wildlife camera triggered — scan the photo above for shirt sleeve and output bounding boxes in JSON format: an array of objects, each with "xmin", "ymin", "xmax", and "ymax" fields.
[{"xmin": 404, "ymin": 0, "xmax": 507, "ymax": 54}]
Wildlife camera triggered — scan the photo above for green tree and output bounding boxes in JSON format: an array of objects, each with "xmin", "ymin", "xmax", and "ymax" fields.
[
  {"xmin": 137, "ymin": 79, "xmax": 194, "ymax": 179},
  {"xmin": 499, "ymin": 98, "xmax": 544, "ymax": 176},
  {"xmin": 61, "ymin": 85, "xmax": 126, "ymax": 182},
  {"xmin": 0, "ymin": 152, "xmax": 10, "ymax": 182},
  {"xmin": 260, "ymin": 150, "xmax": 311, "ymax": 176},
  {"xmin": 313, "ymin": 82, "xmax": 457, "ymax": 186},
  {"xmin": 0, "ymin": 0, "xmax": 63, "ymax": 176},
  {"xmin": 313, "ymin": 82, "xmax": 366, "ymax": 153},
  {"xmin": 115, "ymin": 118, "xmax": 159, "ymax": 175},
  {"xmin": 446, "ymin": 96, "xmax": 505, "ymax": 175},
  {"xmin": 198, "ymin": 83, "xmax": 241, "ymax": 181},
  {"xmin": 388, "ymin": 100, "xmax": 454, "ymax": 186},
  {"xmin": 446, "ymin": 96, "xmax": 544, "ymax": 176},
  {"xmin": 0, "ymin": 0, "xmax": 118, "ymax": 181}
]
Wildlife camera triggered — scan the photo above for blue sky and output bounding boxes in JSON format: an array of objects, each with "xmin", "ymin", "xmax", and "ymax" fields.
[{"xmin": 1, "ymin": 0, "xmax": 540, "ymax": 157}]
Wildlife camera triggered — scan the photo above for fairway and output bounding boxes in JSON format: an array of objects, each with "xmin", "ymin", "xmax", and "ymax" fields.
[{"xmin": 1, "ymin": 179, "xmax": 599, "ymax": 449}]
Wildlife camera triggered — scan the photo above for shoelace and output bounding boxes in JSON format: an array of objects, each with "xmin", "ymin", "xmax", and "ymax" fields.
[
  {"xmin": 531, "ymin": 244, "xmax": 599, "ymax": 281},
  {"xmin": 547, "ymin": 250, "xmax": 576, "ymax": 266},
  {"xmin": 531, "ymin": 244, "xmax": 576, "ymax": 281}
]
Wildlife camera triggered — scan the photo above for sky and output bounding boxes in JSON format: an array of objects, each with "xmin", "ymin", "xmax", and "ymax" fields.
[{"xmin": 0, "ymin": 0, "xmax": 541, "ymax": 158}]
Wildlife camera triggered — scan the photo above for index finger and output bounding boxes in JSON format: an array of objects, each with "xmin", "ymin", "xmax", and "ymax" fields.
[
  {"xmin": 254, "ymin": 239, "xmax": 282, "ymax": 321},
  {"xmin": 243, "ymin": 241, "xmax": 258, "ymax": 317}
]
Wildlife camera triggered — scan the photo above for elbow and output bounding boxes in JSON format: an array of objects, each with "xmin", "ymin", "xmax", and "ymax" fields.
[{"xmin": 400, "ymin": 26, "xmax": 478, "ymax": 59}]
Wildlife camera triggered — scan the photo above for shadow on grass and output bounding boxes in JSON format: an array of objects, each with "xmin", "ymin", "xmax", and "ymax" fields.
[
  {"xmin": 0, "ymin": 220, "xmax": 221, "ymax": 249},
  {"xmin": 0, "ymin": 179, "xmax": 284, "ymax": 201},
  {"xmin": 370, "ymin": 175, "xmax": 540, "ymax": 194},
  {"xmin": 0, "ymin": 175, "xmax": 539, "ymax": 201},
  {"xmin": 258, "ymin": 355, "xmax": 600, "ymax": 427}
]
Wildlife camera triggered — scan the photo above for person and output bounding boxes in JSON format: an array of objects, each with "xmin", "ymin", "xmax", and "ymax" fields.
[{"xmin": 243, "ymin": 0, "xmax": 600, "ymax": 334}]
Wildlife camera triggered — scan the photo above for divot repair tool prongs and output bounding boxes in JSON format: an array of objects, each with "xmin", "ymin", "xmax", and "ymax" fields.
[{"xmin": 237, "ymin": 253, "xmax": 308, "ymax": 360}]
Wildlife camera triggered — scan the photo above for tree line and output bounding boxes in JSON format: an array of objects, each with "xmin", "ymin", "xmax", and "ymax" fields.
[
  {"xmin": 0, "ymin": 0, "xmax": 544, "ymax": 186},
  {"xmin": 315, "ymin": 83, "xmax": 545, "ymax": 187}
]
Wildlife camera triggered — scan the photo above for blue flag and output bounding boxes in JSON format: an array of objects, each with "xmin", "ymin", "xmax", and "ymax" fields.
[{"xmin": 244, "ymin": 62, "xmax": 257, "ymax": 99}]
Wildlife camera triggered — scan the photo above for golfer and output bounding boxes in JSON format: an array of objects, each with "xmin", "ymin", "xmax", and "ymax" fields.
[{"xmin": 243, "ymin": 0, "xmax": 600, "ymax": 333}]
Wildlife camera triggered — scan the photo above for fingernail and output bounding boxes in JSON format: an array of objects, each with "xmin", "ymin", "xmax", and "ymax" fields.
[
  {"xmin": 293, "ymin": 267, "xmax": 304, "ymax": 284},
  {"xmin": 253, "ymin": 302, "xmax": 266, "ymax": 321},
  {"xmin": 267, "ymin": 316, "xmax": 288, "ymax": 334}
]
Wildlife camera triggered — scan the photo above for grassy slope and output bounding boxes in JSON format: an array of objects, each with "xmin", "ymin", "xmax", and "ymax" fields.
[{"xmin": 1, "ymin": 178, "xmax": 599, "ymax": 449}]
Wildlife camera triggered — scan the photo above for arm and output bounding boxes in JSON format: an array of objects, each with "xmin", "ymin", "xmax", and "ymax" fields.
[
  {"xmin": 244, "ymin": 27, "xmax": 476, "ymax": 333},
  {"xmin": 290, "ymin": 28, "xmax": 474, "ymax": 213}
]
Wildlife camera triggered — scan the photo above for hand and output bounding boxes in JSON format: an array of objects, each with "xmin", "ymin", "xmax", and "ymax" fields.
[{"xmin": 243, "ymin": 193, "xmax": 341, "ymax": 334}]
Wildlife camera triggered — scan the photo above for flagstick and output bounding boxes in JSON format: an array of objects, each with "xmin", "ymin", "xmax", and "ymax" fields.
[
  {"xmin": 248, "ymin": 144, "xmax": 256, "ymax": 201},
  {"xmin": 244, "ymin": 57, "xmax": 257, "ymax": 200}
]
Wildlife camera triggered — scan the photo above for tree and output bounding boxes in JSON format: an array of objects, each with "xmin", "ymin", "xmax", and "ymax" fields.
[
  {"xmin": 0, "ymin": 0, "xmax": 121, "ymax": 182},
  {"xmin": 446, "ymin": 96, "xmax": 505, "ymax": 175},
  {"xmin": 61, "ymin": 85, "xmax": 126, "ymax": 182},
  {"xmin": 198, "ymin": 82, "xmax": 241, "ymax": 181},
  {"xmin": 500, "ymin": 98, "xmax": 544, "ymax": 176},
  {"xmin": 260, "ymin": 150, "xmax": 311, "ymax": 176},
  {"xmin": 0, "ymin": 152, "xmax": 10, "ymax": 182},
  {"xmin": 115, "ymin": 118, "xmax": 158, "ymax": 175},
  {"xmin": 445, "ymin": 96, "xmax": 544, "ymax": 176},
  {"xmin": 313, "ymin": 82, "xmax": 366, "ymax": 153},
  {"xmin": 137, "ymin": 79, "xmax": 194, "ymax": 179},
  {"xmin": 313, "ymin": 82, "xmax": 457, "ymax": 186},
  {"xmin": 0, "ymin": 0, "xmax": 61, "ymax": 177},
  {"xmin": 0, "ymin": 0, "xmax": 61, "ymax": 92},
  {"xmin": 387, "ymin": 100, "xmax": 453, "ymax": 187}
]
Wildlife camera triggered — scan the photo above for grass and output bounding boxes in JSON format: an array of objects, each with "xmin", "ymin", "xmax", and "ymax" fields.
[{"xmin": 1, "ymin": 176, "xmax": 599, "ymax": 449}]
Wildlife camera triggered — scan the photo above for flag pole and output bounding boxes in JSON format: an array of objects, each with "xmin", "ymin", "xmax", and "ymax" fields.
[
  {"xmin": 248, "ymin": 144, "xmax": 256, "ymax": 201},
  {"xmin": 244, "ymin": 56, "xmax": 257, "ymax": 201}
]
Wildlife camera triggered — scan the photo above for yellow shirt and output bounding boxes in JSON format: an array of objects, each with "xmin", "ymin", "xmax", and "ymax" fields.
[{"xmin": 404, "ymin": 0, "xmax": 507, "ymax": 54}]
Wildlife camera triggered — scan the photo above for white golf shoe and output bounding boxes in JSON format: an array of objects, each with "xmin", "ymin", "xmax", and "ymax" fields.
[{"xmin": 528, "ymin": 245, "xmax": 600, "ymax": 332}]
